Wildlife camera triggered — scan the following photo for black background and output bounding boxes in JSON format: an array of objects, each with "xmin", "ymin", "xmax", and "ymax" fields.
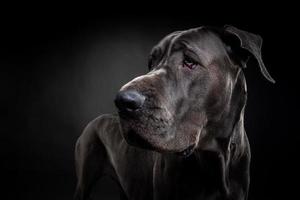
[{"xmin": 1, "ymin": 4, "xmax": 299, "ymax": 200}]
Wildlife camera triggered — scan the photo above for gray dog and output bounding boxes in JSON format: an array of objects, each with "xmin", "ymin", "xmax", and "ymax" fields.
[{"xmin": 74, "ymin": 25, "xmax": 275, "ymax": 200}]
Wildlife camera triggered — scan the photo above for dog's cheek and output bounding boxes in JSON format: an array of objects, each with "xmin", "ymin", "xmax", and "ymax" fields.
[
  {"xmin": 185, "ymin": 73, "xmax": 211, "ymax": 114},
  {"xmin": 205, "ymin": 64, "xmax": 232, "ymax": 116},
  {"xmin": 177, "ymin": 110, "xmax": 206, "ymax": 139}
]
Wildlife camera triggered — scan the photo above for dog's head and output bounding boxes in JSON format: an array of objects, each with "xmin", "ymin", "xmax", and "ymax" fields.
[{"xmin": 115, "ymin": 25, "xmax": 274, "ymax": 155}]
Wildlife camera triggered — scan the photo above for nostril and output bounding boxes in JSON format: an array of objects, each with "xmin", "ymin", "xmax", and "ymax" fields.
[{"xmin": 114, "ymin": 90, "xmax": 145, "ymax": 112}]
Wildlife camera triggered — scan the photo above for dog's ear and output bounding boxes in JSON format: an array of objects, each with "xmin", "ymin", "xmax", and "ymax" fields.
[{"xmin": 222, "ymin": 25, "xmax": 275, "ymax": 83}]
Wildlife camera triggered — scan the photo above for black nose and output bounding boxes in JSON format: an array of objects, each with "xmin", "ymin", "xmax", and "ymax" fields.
[{"xmin": 115, "ymin": 90, "xmax": 145, "ymax": 112}]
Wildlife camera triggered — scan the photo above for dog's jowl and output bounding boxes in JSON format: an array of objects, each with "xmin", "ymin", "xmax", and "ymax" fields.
[{"xmin": 74, "ymin": 25, "xmax": 275, "ymax": 200}]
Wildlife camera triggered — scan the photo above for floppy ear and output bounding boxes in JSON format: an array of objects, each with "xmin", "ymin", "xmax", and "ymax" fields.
[{"xmin": 223, "ymin": 25, "xmax": 275, "ymax": 83}]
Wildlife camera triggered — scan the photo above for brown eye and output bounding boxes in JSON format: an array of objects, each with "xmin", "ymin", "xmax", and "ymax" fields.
[{"xmin": 183, "ymin": 55, "xmax": 198, "ymax": 69}]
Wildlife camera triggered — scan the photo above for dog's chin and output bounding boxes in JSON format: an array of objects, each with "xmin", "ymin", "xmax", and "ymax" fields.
[
  {"xmin": 118, "ymin": 112, "xmax": 202, "ymax": 156},
  {"xmin": 122, "ymin": 129, "xmax": 156, "ymax": 151},
  {"xmin": 121, "ymin": 127, "xmax": 198, "ymax": 157}
]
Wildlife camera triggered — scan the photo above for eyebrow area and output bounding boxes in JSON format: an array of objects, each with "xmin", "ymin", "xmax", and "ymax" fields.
[{"xmin": 170, "ymin": 40, "xmax": 207, "ymax": 67}]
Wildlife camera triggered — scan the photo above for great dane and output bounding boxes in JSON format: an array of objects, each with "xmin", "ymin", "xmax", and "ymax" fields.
[{"xmin": 74, "ymin": 25, "xmax": 275, "ymax": 200}]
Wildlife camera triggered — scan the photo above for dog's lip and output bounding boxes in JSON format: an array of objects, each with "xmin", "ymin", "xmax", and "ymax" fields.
[
  {"xmin": 118, "ymin": 110, "xmax": 130, "ymax": 119},
  {"xmin": 176, "ymin": 144, "xmax": 196, "ymax": 157},
  {"xmin": 118, "ymin": 108, "xmax": 142, "ymax": 119},
  {"xmin": 123, "ymin": 129, "xmax": 155, "ymax": 151},
  {"xmin": 117, "ymin": 105, "xmax": 163, "ymax": 119},
  {"xmin": 146, "ymin": 106, "xmax": 163, "ymax": 110}
]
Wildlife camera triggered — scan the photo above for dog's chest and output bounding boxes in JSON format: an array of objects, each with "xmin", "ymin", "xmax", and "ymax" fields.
[
  {"xmin": 151, "ymin": 154, "xmax": 223, "ymax": 200},
  {"xmin": 114, "ymin": 151, "xmax": 224, "ymax": 200}
]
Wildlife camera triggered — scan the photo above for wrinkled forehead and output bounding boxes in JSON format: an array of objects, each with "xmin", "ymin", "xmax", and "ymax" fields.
[{"xmin": 152, "ymin": 27, "xmax": 228, "ymax": 64}]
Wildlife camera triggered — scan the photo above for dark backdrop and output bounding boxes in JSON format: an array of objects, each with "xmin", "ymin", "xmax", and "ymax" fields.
[{"xmin": 1, "ymin": 6, "xmax": 299, "ymax": 200}]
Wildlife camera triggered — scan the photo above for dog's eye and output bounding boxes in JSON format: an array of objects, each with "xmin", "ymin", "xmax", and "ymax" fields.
[{"xmin": 183, "ymin": 55, "xmax": 198, "ymax": 70}]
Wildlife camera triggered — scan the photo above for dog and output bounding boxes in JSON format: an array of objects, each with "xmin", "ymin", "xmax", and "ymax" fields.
[{"xmin": 74, "ymin": 25, "xmax": 275, "ymax": 200}]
